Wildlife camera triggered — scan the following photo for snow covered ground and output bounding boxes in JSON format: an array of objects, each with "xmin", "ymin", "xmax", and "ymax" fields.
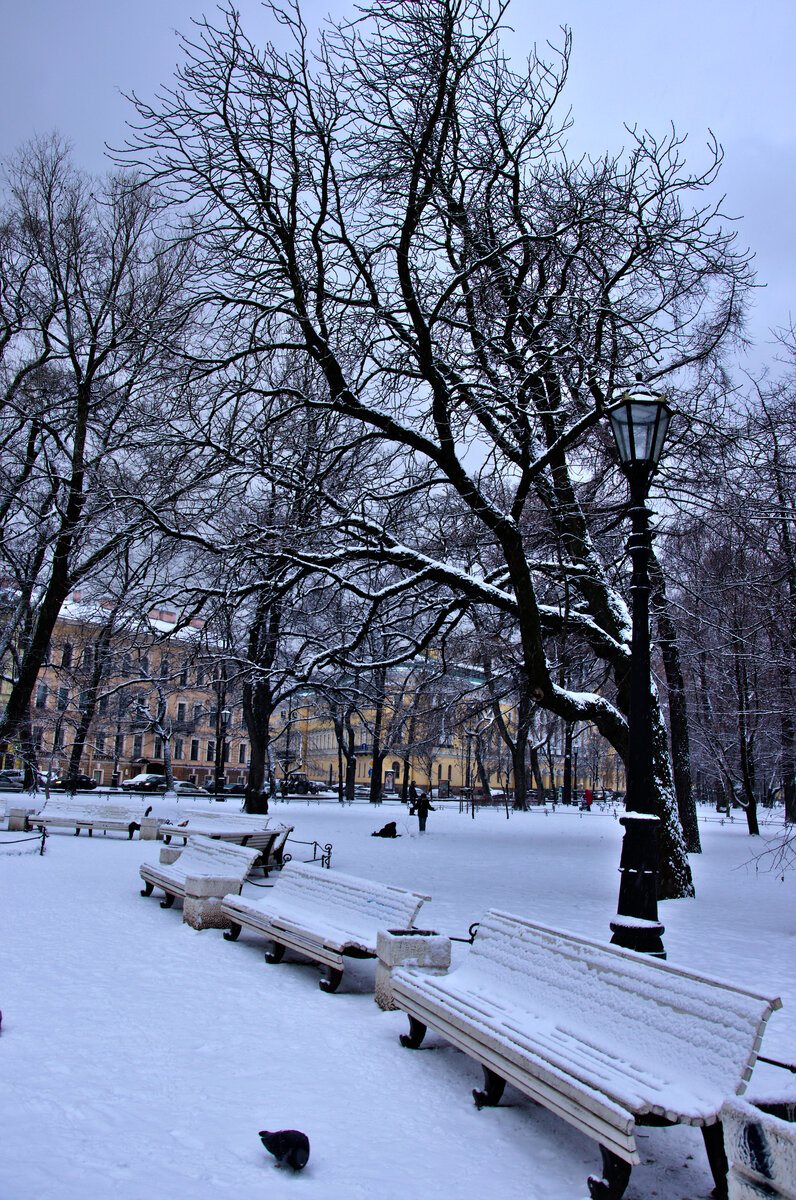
[{"xmin": 1, "ymin": 794, "xmax": 793, "ymax": 1200}]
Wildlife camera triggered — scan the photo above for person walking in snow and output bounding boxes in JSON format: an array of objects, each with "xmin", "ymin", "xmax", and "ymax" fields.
[
  {"xmin": 415, "ymin": 791, "xmax": 434, "ymax": 833},
  {"xmin": 408, "ymin": 779, "xmax": 418, "ymax": 809}
]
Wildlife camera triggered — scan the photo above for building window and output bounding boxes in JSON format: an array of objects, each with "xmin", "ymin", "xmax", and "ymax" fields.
[
  {"xmin": 153, "ymin": 736, "xmax": 162, "ymax": 759},
  {"xmin": 238, "ymin": 743, "xmax": 247, "ymax": 764},
  {"xmin": 32, "ymin": 726, "xmax": 43, "ymax": 750},
  {"xmin": 193, "ymin": 703, "xmax": 203, "ymax": 724},
  {"xmin": 57, "ymin": 687, "xmax": 69, "ymax": 711},
  {"xmin": 53, "ymin": 727, "xmax": 64, "ymax": 750},
  {"xmin": 179, "ymin": 658, "xmax": 188, "ymax": 687},
  {"xmin": 160, "ymin": 655, "xmax": 169, "ymax": 679},
  {"xmin": 196, "ymin": 667, "xmax": 205, "ymax": 687},
  {"xmin": 174, "ymin": 738, "xmax": 184, "ymax": 761},
  {"xmin": 177, "ymin": 702, "xmax": 186, "ymax": 723},
  {"xmin": 206, "ymin": 740, "xmax": 215, "ymax": 762},
  {"xmin": 95, "ymin": 734, "xmax": 106, "ymax": 754},
  {"xmin": 115, "ymin": 734, "xmax": 125, "ymax": 758},
  {"xmin": 98, "ymin": 693, "xmax": 109, "ymax": 715},
  {"xmin": 133, "ymin": 734, "xmax": 143, "ymax": 758},
  {"xmin": 35, "ymin": 684, "xmax": 48, "ymax": 709},
  {"xmin": 139, "ymin": 654, "xmax": 149, "ymax": 677},
  {"xmin": 190, "ymin": 739, "xmax": 199, "ymax": 762},
  {"xmin": 61, "ymin": 642, "xmax": 73, "ymax": 669}
]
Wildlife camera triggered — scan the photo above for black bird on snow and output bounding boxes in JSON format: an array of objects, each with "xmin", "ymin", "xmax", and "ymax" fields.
[{"xmin": 259, "ymin": 1129, "xmax": 310, "ymax": 1171}]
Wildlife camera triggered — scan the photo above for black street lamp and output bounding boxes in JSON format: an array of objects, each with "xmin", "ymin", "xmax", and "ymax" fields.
[{"xmin": 606, "ymin": 383, "xmax": 672, "ymax": 959}]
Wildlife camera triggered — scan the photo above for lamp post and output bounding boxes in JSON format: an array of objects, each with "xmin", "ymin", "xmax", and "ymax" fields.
[{"xmin": 606, "ymin": 383, "xmax": 672, "ymax": 959}]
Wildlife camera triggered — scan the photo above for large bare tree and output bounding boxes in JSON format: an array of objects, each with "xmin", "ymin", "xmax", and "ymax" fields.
[
  {"xmin": 0, "ymin": 136, "xmax": 196, "ymax": 757},
  {"xmin": 123, "ymin": 0, "xmax": 754, "ymax": 896}
]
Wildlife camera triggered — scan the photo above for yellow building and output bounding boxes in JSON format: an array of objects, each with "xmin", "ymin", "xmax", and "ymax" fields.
[{"xmin": 22, "ymin": 596, "xmax": 251, "ymax": 788}]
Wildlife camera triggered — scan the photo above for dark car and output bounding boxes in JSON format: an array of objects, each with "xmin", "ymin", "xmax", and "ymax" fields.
[
  {"xmin": 120, "ymin": 772, "xmax": 167, "ymax": 792},
  {"xmin": 53, "ymin": 773, "xmax": 99, "ymax": 791}
]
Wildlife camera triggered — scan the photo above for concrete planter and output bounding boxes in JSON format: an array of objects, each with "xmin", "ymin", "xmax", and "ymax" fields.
[
  {"xmin": 722, "ymin": 1097, "xmax": 796, "ymax": 1200},
  {"xmin": 375, "ymin": 928, "xmax": 451, "ymax": 1011},
  {"xmin": 138, "ymin": 816, "xmax": 162, "ymax": 840},
  {"xmin": 158, "ymin": 843, "xmax": 183, "ymax": 865},
  {"xmin": 7, "ymin": 807, "xmax": 36, "ymax": 831}
]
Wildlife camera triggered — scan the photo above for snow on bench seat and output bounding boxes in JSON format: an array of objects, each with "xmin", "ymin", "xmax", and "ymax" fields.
[
  {"xmin": 391, "ymin": 910, "xmax": 783, "ymax": 1200},
  {"xmin": 31, "ymin": 799, "xmax": 151, "ymax": 839},
  {"xmin": 220, "ymin": 862, "xmax": 431, "ymax": 993},
  {"xmin": 159, "ymin": 822, "xmax": 293, "ymax": 875},
  {"xmin": 140, "ymin": 835, "xmax": 261, "ymax": 929}
]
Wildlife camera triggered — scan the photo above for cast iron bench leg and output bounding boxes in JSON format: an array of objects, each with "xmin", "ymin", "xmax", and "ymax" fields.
[
  {"xmin": 264, "ymin": 941, "xmax": 285, "ymax": 964},
  {"xmin": 400, "ymin": 1015, "xmax": 428, "ymax": 1049},
  {"xmin": 473, "ymin": 1066, "xmax": 506, "ymax": 1109},
  {"xmin": 223, "ymin": 922, "xmax": 242, "ymax": 942},
  {"xmin": 702, "ymin": 1123, "xmax": 729, "ymax": 1200},
  {"xmin": 587, "ymin": 1147, "xmax": 632, "ymax": 1200},
  {"xmin": 160, "ymin": 892, "xmax": 175, "ymax": 909},
  {"xmin": 319, "ymin": 966, "xmax": 343, "ymax": 993},
  {"xmin": 140, "ymin": 881, "xmax": 154, "ymax": 897}
]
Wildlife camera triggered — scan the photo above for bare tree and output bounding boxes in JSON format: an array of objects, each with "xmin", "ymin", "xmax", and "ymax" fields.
[
  {"xmin": 123, "ymin": 0, "xmax": 754, "ymax": 895},
  {"xmin": 0, "ymin": 136, "xmax": 195, "ymax": 750}
]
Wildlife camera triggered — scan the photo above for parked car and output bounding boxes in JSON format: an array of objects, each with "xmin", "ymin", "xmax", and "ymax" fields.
[
  {"xmin": 226, "ymin": 782, "xmax": 247, "ymax": 795},
  {"xmin": 52, "ymin": 773, "xmax": 98, "ymax": 791},
  {"xmin": 0, "ymin": 769, "xmax": 46, "ymax": 791},
  {"xmin": 202, "ymin": 779, "xmax": 229, "ymax": 794},
  {"xmin": 120, "ymin": 773, "xmax": 167, "ymax": 792},
  {"xmin": 171, "ymin": 780, "xmax": 204, "ymax": 795}
]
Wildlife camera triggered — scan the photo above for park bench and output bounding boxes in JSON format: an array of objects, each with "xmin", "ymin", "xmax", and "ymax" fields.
[
  {"xmin": 220, "ymin": 862, "xmax": 431, "ymax": 993},
  {"xmin": 30, "ymin": 799, "xmax": 151, "ymax": 839},
  {"xmin": 391, "ymin": 910, "xmax": 783, "ymax": 1200},
  {"xmin": 158, "ymin": 820, "xmax": 293, "ymax": 876},
  {"xmin": 140, "ymin": 835, "xmax": 261, "ymax": 929}
]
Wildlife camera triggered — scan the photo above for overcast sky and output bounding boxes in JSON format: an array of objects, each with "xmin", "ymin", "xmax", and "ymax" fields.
[{"xmin": 1, "ymin": 0, "xmax": 793, "ymax": 370}]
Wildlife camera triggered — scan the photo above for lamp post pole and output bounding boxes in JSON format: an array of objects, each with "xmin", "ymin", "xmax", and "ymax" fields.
[{"xmin": 607, "ymin": 385, "xmax": 672, "ymax": 959}]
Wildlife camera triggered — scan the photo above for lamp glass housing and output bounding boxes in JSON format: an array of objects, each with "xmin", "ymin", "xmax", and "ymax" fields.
[{"xmin": 608, "ymin": 389, "xmax": 671, "ymax": 471}]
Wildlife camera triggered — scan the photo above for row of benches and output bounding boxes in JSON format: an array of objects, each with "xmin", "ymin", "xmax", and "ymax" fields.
[{"xmin": 136, "ymin": 835, "xmax": 784, "ymax": 1200}]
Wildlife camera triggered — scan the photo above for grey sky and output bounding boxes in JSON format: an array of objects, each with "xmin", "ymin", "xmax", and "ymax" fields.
[{"xmin": 1, "ymin": 0, "xmax": 793, "ymax": 366}]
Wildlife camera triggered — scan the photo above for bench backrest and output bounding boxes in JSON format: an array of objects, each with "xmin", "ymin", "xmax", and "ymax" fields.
[
  {"xmin": 172, "ymin": 834, "xmax": 261, "ymax": 879},
  {"xmin": 271, "ymin": 862, "xmax": 429, "ymax": 929},
  {"xmin": 35, "ymin": 800, "xmax": 145, "ymax": 821},
  {"xmin": 460, "ymin": 911, "xmax": 782, "ymax": 1096}
]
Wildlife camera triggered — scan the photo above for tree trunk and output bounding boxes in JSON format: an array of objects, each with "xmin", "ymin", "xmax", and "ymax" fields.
[{"xmin": 650, "ymin": 557, "xmax": 701, "ymax": 853}]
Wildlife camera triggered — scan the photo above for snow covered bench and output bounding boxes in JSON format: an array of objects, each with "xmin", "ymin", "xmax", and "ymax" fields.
[
  {"xmin": 392, "ymin": 910, "xmax": 783, "ymax": 1200},
  {"xmin": 140, "ymin": 835, "xmax": 262, "ymax": 930},
  {"xmin": 158, "ymin": 822, "xmax": 293, "ymax": 875},
  {"xmin": 31, "ymin": 799, "xmax": 151, "ymax": 839},
  {"xmin": 220, "ymin": 862, "xmax": 431, "ymax": 993}
]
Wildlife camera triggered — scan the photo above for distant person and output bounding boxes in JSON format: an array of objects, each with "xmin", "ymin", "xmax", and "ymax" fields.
[
  {"xmin": 415, "ymin": 791, "xmax": 434, "ymax": 833},
  {"xmin": 408, "ymin": 779, "xmax": 418, "ymax": 808}
]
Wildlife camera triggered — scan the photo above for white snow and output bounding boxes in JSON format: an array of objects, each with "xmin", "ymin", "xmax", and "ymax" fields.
[{"xmin": 1, "ymin": 796, "xmax": 794, "ymax": 1200}]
